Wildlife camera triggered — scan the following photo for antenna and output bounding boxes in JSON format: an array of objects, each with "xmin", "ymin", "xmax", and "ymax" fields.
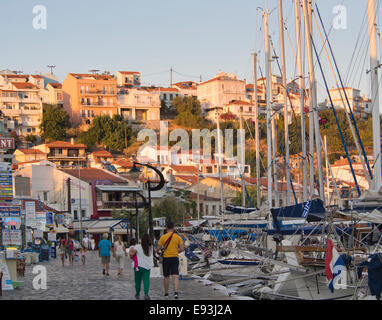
[
  {"xmin": 47, "ymin": 65, "xmax": 56, "ymax": 75},
  {"xmin": 170, "ymin": 66, "xmax": 173, "ymax": 88},
  {"xmin": 89, "ymin": 69, "xmax": 100, "ymax": 75}
]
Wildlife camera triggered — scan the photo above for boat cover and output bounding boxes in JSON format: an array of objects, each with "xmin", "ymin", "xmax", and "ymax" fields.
[{"xmin": 271, "ymin": 199, "xmax": 326, "ymax": 222}]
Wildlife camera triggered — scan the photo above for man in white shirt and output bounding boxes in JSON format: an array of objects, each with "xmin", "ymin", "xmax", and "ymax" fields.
[{"xmin": 82, "ymin": 235, "xmax": 90, "ymax": 249}]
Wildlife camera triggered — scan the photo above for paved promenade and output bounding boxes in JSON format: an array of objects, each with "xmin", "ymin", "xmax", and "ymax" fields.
[{"xmin": 1, "ymin": 250, "xmax": 230, "ymax": 300}]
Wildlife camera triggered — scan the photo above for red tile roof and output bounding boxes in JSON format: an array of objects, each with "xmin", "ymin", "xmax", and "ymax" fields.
[
  {"xmin": 16, "ymin": 149, "xmax": 46, "ymax": 155},
  {"xmin": 60, "ymin": 168, "xmax": 129, "ymax": 183},
  {"xmin": 30, "ymin": 75, "xmax": 43, "ymax": 79},
  {"xmin": 118, "ymin": 71, "xmax": 140, "ymax": 75},
  {"xmin": 158, "ymin": 87, "xmax": 179, "ymax": 92},
  {"xmin": 48, "ymin": 83, "xmax": 62, "ymax": 89},
  {"xmin": 113, "ymin": 158, "xmax": 134, "ymax": 168},
  {"xmin": 47, "ymin": 141, "xmax": 86, "ymax": 149},
  {"xmin": 11, "ymin": 82, "xmax": 39, "ymax": 90},
  {"xmin": 175, "ymin": 175, "xmax": 198, "ymax": 185},
  {"xmin": 69, "ymin": 73, "xmax": 115, "ymax": 81},
  {"xmin": 90, "ymin": 149, "xmax": 113, "ymax": 158},
  {"xmin": 2, "ymin": 74, "xmax": 28, "ymax": 79},
  {"xmin": 168, "ymin": 165, "xmax": 197, "ymax": 173}
]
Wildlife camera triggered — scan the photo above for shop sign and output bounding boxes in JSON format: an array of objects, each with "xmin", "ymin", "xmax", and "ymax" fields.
[{"xmin": 2, "ymin": 230, "xmax": 22, "ymax": 246}]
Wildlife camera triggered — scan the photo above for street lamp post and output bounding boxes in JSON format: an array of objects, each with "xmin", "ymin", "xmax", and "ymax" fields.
[{"xmin": 128, "ymin": 162, "xmax": 165, "ymax": 265}]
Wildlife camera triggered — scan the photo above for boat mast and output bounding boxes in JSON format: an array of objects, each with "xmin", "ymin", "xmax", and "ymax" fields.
[
  {"xmin": 302, "ymin": 0, "xmax": 325, "ymax": 203},
  {"xmin": 263, "ymin": 9, "xmax": 273, "ymax": 208},
  {"xmin": 278, "ymin": 0, "xmax": 291, "ymax": 206},
  {"xmin": 216, "ymin": 110, "xmax": 225, "ymax": 214},
  {"xmin": 294, "ymin": 0, "xmax": 308, "ymax": 202},
  {"xmin": 367, "ymin": 0, "xmax": 381, "ymax": 191},
  {"xmin": 240, "ymin": 112, "xmax": 246, "ymax": 207},
  {"xmin": 253, "ymin": 53, "xmax": 261, "ymax": 207}
]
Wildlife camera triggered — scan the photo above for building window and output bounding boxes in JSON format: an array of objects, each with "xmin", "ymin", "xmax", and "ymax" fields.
[
  {"xmin": 43, "ymin": 191, "xmax": 48, "ymax": 201},
  {"xmin": 170, "ymin": 94, "xmax": 173, "ymax": 100},
  {"xmin": 163, "ymin": 94, "xmax": 167, "ymax": 100},
  {"xmin": 73, "ymin": 210, "xmax": 78, "ymax": 220}
]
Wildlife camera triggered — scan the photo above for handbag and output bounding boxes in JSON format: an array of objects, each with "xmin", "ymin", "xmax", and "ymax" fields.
[{"xmin": 157, "ymin": 232, "xmax": 174, "ymax": 263}]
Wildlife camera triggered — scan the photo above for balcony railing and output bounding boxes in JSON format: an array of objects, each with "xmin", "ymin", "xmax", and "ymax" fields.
[
  {"xmin": 80, "ymin": 90, "xmax": 115, "ymax": 95},
  {"xmin": 97, "ymin": 201, "xmax": 126, "ymax": 209}
]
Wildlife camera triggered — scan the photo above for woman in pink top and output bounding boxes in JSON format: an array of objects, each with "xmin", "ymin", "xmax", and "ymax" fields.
[{"xmin": 67, "ymin": 238, "xmax": 74, "ymax": 266}]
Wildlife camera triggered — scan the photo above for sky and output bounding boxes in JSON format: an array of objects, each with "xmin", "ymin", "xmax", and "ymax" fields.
[{"xmin": 0, "ymin": 0, "xmax": 379, "ymax": 102}]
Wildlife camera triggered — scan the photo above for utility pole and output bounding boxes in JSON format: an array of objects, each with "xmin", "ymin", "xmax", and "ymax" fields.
[
  {"xmin": 367, "ymin": 0, "xmax": 382, "ymax": 191},
  {"xmin": 264, "ymin": 9, "xmax": 273, "ymax": 208},
  {"xmin": 294, "ymin": 0, "xmax": 308, "ymax": 202},
  {"xmin": 253, "ymin": 53, "xmax": 261, "ymax": 207},
  {"xmin": 302, "ymin": 0, "xmax": 325, "ymax": 203},
  {"xmin": 279, "ymin": 0, "xmax": 291, "ymax": 206},
  {"xmin": 47, "ymin": 65, "xmax": 56, "ymax": 75}
]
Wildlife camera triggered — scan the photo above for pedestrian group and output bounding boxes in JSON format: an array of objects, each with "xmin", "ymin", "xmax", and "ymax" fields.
[{"xmin": 57, "ymin": 220, "xmax": 184, "ymax": 300}]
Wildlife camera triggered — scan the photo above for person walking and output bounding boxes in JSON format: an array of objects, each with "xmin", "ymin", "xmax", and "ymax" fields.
[
  {"xmin": 90, "ymin": 237, "xmax": 95, "ymax": 251},
  {"xmin": 82, "ymin": 234, "xmax": 90, "ymax": 250},
  {"xmin": 80, "ymin": 245, "xmax": 87, "ymax": 265},
  {"xmin": 155, "ymin": 221, "xmax": 184, "ymax": 299},
  {"xmin": 113, "ymin": 235, "xmax": 127, "ymax": 276},
  {"xmin": 58, "ymin": 238, "xmax": 67, "ymax": 267},
  {"xmin": 67, "ymin": 238, "xmax": 74, "ymax": 266},
  {"xmin": 98, "ymin": 233, "xmax": 112, "ymax": 276},
  {"xmin": 129, "ymin": 233, "xmax": 153, "ymax": 300}
]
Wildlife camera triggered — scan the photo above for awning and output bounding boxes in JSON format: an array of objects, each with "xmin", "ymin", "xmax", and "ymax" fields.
[
  {"xmin": 87, "ymin": 228, "xmax": 110, "ymax": 234},
  {"xmin": 96, "ymin": 185, "xmax": 142, "ymax": 192},
  {"xmin": 113, "ymin": 229, "xmax": 127, "ymax": 235},
  {"xmin": 81, "ymin": 219, "xmax": 128, "ymax": 234}
]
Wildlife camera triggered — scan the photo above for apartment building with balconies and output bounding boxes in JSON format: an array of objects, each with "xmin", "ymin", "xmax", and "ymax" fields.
[
  {"xmin": 173, "ymin": 81, "xmax": 198, "ymax": 97},
  {"xmin": 0, "ymin": 82, "xmax": 43, "ymax": 136},
  {"xmin": 62, "ymin": 73, "xmax": 119, "ymax": 125},
  {"xmin": 41, "ymin": 82, "xmax": 64, "ymax": 107},
  {"xmin": 117, "ymin": 87, "xmax": 160, "ymax": 122},
  {"xmin": 33, "ymin": 139, "xmax": 87, "ymax": 168},
  {"xmin": 115, "ymin": 71, "xmax": 141, "ymax": 88},
  {"xmin": 323, "ymin": 87, "xmax": 372, "ymax": 119},
  {"xmin": 197, "ymin": 72, "xmax": 247, "ymax": 120}
]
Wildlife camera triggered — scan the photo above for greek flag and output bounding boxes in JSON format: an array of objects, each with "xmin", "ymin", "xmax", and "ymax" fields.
[{"xmin": 302, "ymin": 201, "xmax": 311, "ymax": 218}]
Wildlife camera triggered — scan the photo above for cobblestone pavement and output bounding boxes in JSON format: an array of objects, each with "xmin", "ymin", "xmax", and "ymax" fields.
[{"xmin": 1, "ymin": 251, "xmax": 230, "ymax": 300}]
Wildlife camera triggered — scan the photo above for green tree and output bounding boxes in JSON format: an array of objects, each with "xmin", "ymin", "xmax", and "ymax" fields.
[
  {"xmin": 152, "ymin": 196, "xmax": 188, "ymax": 226},
  {"xmin": 173, "ymin": 96, "xmax": 207, "ymax": 128},
  {"xmin": 40, "ymin": 104, "xmax": 70, "ymax": 142},
  {"xmin": 25, "ymin": 134, "xmax": 37, "ymax": 145},
  {"xmin": 78, "ymin": 115, "xmax": 132, "ymax": 152},
  {"xmin": 233, "ymin": 185, "xmax": 259, "ymax": 207}
]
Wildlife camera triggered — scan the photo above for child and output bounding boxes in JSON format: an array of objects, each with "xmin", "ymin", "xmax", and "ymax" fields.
[
  {"xmin": 81, "ymin": 245, "xmax": 86, "ymax": 265},
  {"xmin": 129, "ymin": 239, "xmax": 139, "ymax": 272}
]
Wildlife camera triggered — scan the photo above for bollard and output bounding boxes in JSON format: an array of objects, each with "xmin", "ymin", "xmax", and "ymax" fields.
[{"xmin": 0, "ymin": 271, "xmax": 3, "ymax": 296}]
